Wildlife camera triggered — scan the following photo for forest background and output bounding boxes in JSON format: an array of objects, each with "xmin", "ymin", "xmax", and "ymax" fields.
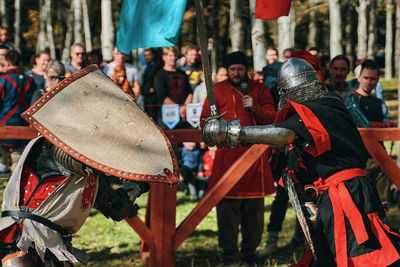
[{"xmin": 1, "ymin": 0, "xmax": 399, "ymax": 78}]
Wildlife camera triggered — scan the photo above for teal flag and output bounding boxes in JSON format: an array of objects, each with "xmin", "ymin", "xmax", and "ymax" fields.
[{"xmin": 116, "ymin": 0, "xmax": 187, "ymax": 53}]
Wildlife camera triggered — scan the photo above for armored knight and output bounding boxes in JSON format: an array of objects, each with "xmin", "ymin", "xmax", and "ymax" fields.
[
  {"xmin": 0, "ymin": 138, "xmax": 148, "ymax": 266},
  {"xmin": 0, "ymin": 65, "xmax": 178, "ymax": 266},
  {"xmin": 202, "ymin": 58, "xmax": 400, "ymax": 266}
]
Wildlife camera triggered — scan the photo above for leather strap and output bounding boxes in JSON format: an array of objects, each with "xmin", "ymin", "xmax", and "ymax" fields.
[{"xmin": 2, "ymin": 210, "xmax": 71, "ymax": 242}]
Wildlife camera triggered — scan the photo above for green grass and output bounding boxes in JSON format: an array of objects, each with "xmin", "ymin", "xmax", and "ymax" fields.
[{"xmin": 70, "ymin": 191, "xmax": 306, "ymax": 267}]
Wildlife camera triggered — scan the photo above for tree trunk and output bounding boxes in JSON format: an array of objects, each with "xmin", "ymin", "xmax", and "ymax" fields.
[
  {"xmin": 385, "ymin": 0, "xmax": 393, "ymax": 79},
  {"xmin": 81, "ymin": 0, "xmax": 92, "ymax": 52},
  {"xmin": 13, "ymin": 0, "xmax": 20, "ymax": 52},
  {"xmin": 344, "ymin": 3, "xmax": 353, "ymax": 68},
  {"xmin": 394, "ymin": 0, "xmax": 400, "ymax": 74},
  {"xmin": 277, "ymin": 5, "xmax": 294, "ymax": 61},
  {"xmin": 307, "ymin": 0, "xmax": 317, "ymax": 48},
  {"xmin": 367, "ymin": 0, "xmax": 377, "ymax": 60},
  {"xmin": 249, "ymin": 0, "xmax": 266, "ymax": 71},
  {"xmin": 357, "ymin": 0, "xmax": 368, "ymax": 60},
  {"xmin": 61, "ymin": 2, "xmax": 74, "ymax": 63},
  {"xmin": 101, "ymin": 0, "xmax": 114, "ymax": 61},
  {"xmin": 211, "ymin": 0, "xmax": 219, "ymax": 72},
  {"xmin": 56, "ymin": 0, "xmax": 65, "ymax": 57},
  {"xmin": 45, "ymin": 0, "xmax": 56, "ymax": 59},
  {"xmin": 329, "ymin": 0, "xmax": 343, "ymax": 58},
  {"xmin": 222, "ymin": 10, "xmax": 230, "ymax": 61},
  {"xmin": 36, "ymin": 0, "xmax": 46, "ymax": 53},
  {"xmin": 73, "ymin": 0, "xmax": 83, "ymax": 44},
  {"xmin": 397, "ymin": 0, "xmax": 400, "ymax": 166},
  {"xmin": 0, "ymin": 0, "xmax": 7, "ymax": 27},
  {"xmin": 230, "ymin": 0, "xmax": 243, "ymax": 52},
  {"xmin": 289, "ymin": 1, "xmax": 295, "ymax": 47}
]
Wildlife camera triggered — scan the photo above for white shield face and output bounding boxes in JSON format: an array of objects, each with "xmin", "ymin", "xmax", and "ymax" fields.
[{"xmin": 23, "ymin": 65, "xmax": 178, "ymax": 184}]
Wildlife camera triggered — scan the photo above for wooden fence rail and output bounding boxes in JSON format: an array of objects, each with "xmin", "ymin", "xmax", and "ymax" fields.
[{"xmin": 0, "ymin": 126, "xmax": 399, "ymax": 266}]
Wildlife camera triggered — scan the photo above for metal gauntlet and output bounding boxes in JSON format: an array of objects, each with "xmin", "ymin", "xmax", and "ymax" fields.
[
  {"xmin": 94, "ymin": 176, "xmax": 143, "ymax": 221},
  {"xmin": 201, "ymin": 118, "xmax": 241, "ymax": 148}
]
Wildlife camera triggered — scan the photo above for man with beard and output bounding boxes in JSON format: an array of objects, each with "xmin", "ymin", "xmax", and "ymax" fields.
[
  {"xmin": 326, "ymin": 55, "xmax": 354, "ymax": 100},
  {"xmin": 202, "ymin": 58, "xmax": 400, "ymax": 266},
  {"xmin": 200, "ymin": 51, "xmax": 276, "ymax": 265}
]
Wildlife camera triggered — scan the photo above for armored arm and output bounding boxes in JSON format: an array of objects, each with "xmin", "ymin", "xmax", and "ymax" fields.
[
  {"xmin": 94, "ymin": 177, "xmax": 149, "ymax": 221},
  {"xmin": 48, "ymin": 141, "xmax": 149, "ymax": 221},
  {"xmin": 202, "ymin": 118, "xmax": 296, "ymax": 148}
]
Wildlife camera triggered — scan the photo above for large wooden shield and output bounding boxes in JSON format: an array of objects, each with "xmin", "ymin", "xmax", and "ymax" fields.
[{"xmin": 22, "ymin": 65, "xmax": 178, "ymax": 184}]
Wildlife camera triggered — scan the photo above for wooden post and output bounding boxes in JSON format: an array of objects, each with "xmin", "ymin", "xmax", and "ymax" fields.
[{"xmin": 148, "ymin": 183, "xmax": 177, "ymax": 267}]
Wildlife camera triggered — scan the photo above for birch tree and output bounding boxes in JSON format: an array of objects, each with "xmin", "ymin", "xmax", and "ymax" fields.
[
  {"xmin": 81, "ymin": 0, "xmax": 92, "ymax": 52},
  {"xmin": 397, "ymin": 0, "xmax": 400, "ymax": 166},
  {"xmin": 277, "ymin": 3, "xmax": 294, "ymax": 61},
  {"xmin": 0, "ymin": 0, "xmax": 7, "ymax": 27},
  {"xmin": 329, "ymin": 0, "xmax": 343, "ymax": 58},
  {"xmin": 74, "ymin": 0, "xmax": 83, "ymax": 44},
  {"xmin": 36, "ymin": 0, "xmax": 46, "ymax": 53},
  {"xmin": 385, "ymin": 0, "xmax": 393, "ymax": 79},
  {"xmin": 357, "ymin": 0, "xmax": 368, "ymax": 60},
  {"xmin": 101, "ymin": 0, "xmax": 114, "ymax": 61},
  {"xmin": 394, "ymin": 0, "xmax": 400, "ymax": 74},
  {"xmin": 211, "ymin": 0, "xmax": 219, "ymax": 72},
  {"xmin": 249, "ymin": 0, "xmax": 266, "ymax": 71},
  {"xmin": 367, "ymin": 0, "xmax": 377, "ymax": 59},
  {"xmin": 13, "ymin": 0, "xmax": 20, "ymax": 52},
  {"xmin": 344, "ymin": 3, "xmax": 354, "ymax": 66},
  {"xmin": 307, "ymin": 0, "xmax": 317, "ymax": 48},
  {"xmin": 289, "ymin": 1, "xmax": 295, "ymax": 47},
  {"xmin": 230, "ymin": 0, "xmax": 243, "ymax": 52},
  {"xmin": 45, "ymin": 0, "xmax": 56, "ymax": 59},
  {"xmin": 61, "ymin": 2, "xmax": 75, "ymax": 63}
]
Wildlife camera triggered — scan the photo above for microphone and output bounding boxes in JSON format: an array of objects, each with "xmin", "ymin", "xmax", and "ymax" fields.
[{"xmin": 241, "ymin": 81, "xmax": 251, "ymax": 112}]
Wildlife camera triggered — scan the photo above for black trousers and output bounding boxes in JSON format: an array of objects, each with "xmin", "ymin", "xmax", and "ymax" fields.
[
  {"xmin": 216, "ymin": 198, "xmax": 264, "ymax": 262},
  {"xmin": 267, "ymin": 185, "xmax": 289, "ymax": 232}
]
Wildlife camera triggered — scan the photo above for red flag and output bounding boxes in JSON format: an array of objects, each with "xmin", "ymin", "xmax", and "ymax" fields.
[{"xmin": 255, "ymin": 0, "xmax": 292, "ymax": 20}]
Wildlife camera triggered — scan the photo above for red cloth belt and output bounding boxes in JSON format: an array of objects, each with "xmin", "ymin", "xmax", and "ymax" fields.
[{"xmin": 313, "ymin": 168, "xmax": 367, "ymax": 267}]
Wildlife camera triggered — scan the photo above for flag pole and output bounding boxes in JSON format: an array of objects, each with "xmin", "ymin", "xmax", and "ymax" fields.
[{"xmin": 194, "ymin": 0, "xmax": 220, "ymax": 118}]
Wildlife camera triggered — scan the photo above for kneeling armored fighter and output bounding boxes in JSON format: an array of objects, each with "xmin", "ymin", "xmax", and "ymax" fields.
[{"xmin": 0, "ymin": 65, "xmax": 178, "ymax": 266}]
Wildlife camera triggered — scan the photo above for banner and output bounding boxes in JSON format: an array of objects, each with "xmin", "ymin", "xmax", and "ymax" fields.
[
  {"xmin": 162, "ymin": 104, "xmax": 180, "ymax": 129},
  {"xmin": 255, "ymin": 0, "xmax": 292, "ymax": 20},
  {"xmin": 186, "ymin": 103, "xmax": 203, "ymax": 128},
  {"xmin": 116, "ymin": 0, "xmax": 187, "ymax": 53}
]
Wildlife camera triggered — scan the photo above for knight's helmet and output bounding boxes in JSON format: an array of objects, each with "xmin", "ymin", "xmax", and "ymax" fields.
[{"xmin": 277, "ymin": 58, "xmax": 327, "ymax": 110}]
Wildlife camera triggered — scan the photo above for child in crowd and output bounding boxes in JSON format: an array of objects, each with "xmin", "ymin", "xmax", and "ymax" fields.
[
  {"xmin": 111, "ymin": 64, "xmax": 135, "ymax": 99},
  {"xmin": 197, "ymin": 145, "xmax": 216, "ymax": 197},
  {"xmin": 180, "ymin": 142, "xmax": 203, "ymax": 200}
]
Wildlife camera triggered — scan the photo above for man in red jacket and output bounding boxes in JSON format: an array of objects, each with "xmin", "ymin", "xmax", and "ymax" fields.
[{"xmin": 200, "ymin": 51, "xmax": 276, "ymax": 265}]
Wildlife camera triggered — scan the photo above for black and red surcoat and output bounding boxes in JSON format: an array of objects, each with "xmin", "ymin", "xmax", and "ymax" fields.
[{"xmin": 274, "ymin": 94, "xmax": 400, "ymax": 266}]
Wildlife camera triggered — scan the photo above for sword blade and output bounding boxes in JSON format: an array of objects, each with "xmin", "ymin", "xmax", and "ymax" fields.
[
  {"xmin": 283, "ymin": 171, "xmax": 317, "ymax": 259},
  {"xmin": 194, "ymin": 0, "xmax": 218, "ymax": 118}
]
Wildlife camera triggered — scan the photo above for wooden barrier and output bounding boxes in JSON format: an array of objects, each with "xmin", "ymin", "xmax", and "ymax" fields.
[
  {"xmin": 1, "ymin": 126, "xmax": 400, "ymax": 266},
  {"xmin": 358, "ymin": 128, "xmax": 400, "ymax": 188}
]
